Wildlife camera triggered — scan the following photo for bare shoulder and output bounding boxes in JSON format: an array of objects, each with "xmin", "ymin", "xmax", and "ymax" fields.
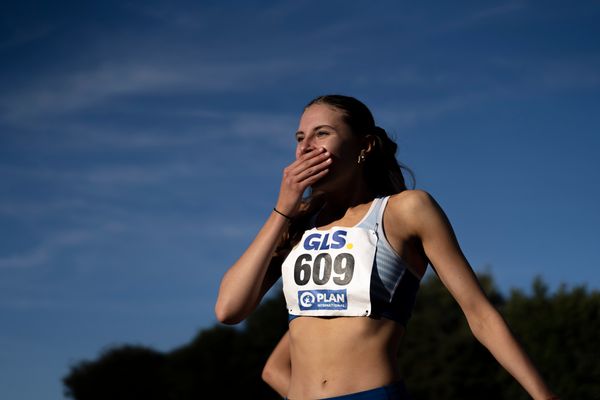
[
  {"xmin": 386, "ymin": 190, "xmax": 442, "ymax": 235},
  {"xmin": 388, "ymin": 189, "xmax": 435, "ymax": 208},
  {"xmin": 387, "ymin": 189, "xmax": 438, "ymax": 217}
]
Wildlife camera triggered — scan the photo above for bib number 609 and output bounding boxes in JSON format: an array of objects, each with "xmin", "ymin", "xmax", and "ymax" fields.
[{"xmin": 294, "ymin": 253, "xmax": 355, "ymax": 286}]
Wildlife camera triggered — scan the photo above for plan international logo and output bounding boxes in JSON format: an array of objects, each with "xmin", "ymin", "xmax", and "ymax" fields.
[{"xmin": 298, "ymin": 289, "xmax": 348, "ymax": 310}]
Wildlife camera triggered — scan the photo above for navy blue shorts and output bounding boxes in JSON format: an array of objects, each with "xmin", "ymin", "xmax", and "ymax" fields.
[{"xmin": 287, "ymin": 381, "xmax": 412, "ymax": 400}]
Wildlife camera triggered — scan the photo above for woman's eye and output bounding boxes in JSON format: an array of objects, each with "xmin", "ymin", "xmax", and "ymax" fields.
[
  {"xmin": 316, "ymin": 130, "xmax": 329, "ymax": 137},
  {"xmin": 296, "ymin": 136, "xmax": 304, "ymax": 142}
]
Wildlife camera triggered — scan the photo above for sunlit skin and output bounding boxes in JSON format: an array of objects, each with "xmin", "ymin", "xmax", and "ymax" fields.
[
  {"xmin": 216, "ymin": 104, "xmax": 557, "ymax": 400},
  {"xmin": 283, "ymin": 104, "xmax": 412, "ymax": 398}
]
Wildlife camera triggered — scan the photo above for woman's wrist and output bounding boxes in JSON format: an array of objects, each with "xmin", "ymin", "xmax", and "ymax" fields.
[{"xmin": 273, "ymin": 207, "xmax": 293, "ymax": 222}]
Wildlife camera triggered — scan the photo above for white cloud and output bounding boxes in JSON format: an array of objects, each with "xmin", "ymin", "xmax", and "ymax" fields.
[
  {"xmin": 0, "ymin": 158, "xmax": 198, "ymax": 185},
  {"xmin": 486, "ymin": 56, "xmax": 600, "ymax": 92},
  {"xmin": 0, "ymin": 23, "xmax": 55, "ymax": 51},
  {"xmin": 436, "ymin": 2, "xmax": 527, "ymax": 32},
  {"xmin": 228, "ymin": 112, "xmax": 297, "ymax": 141},
  {"xmin": 3, "ymin": 104, "xmax": 299, "ymax": 153},
  {"xmin": 0, "ymin": 2, "xmax": 355, "ymax": 127},
  {"xmin": 84, "ymin": 163, "xmax": 195, "ymax": 185},
  {"xmin": 0, "ymin": 54, "xmax": 329, "ymax": 125},
  {"xmin": 536, "ymin": 58, "xmax": 600, "ymax": 90},
  {"xmin": 1, "ymin": 63, "xmax": 183, "ymax": 121},
  {"xmin": 0, "ymin": 229, "xmax": 95, "ymax": 269},
  {"xmin": 0, "ymin": 245, "xmax": 51, "ymax": 270},
  {"xmin": 212, "ymin": 223, "xmax": 262, "ymax": 240},
  {"xmin": 375, "ymin": 92, "xmax": 485, "ymax": 129},
  {"xmin": 0, "ymin": 198, "xmax": 87, "ymax": 218},
  {"xmin": 464, "ymin": 2, "xmax": 526, "ymax": 23},
  {"xmin": 258, "ymin": 1, "xmax": 309, "ymax": 21}
]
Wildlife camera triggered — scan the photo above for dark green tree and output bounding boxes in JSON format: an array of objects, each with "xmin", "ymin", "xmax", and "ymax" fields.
[
  {"xmin": 500, "ymin": 278, "xmax": 600, "ymax": 400},
  {"xmin": 63, "ymin": 294, "xmax": 287, "ymax": 400},
  {"xmin": 398, "ymin": 272, "xmax": 506, "ymax": 400},
  {"xmin": 63, "ymin": 345, "xmax": 169, "ymax": 400},
  {"xmin": 164, "ymin": 294, "xmax": 288, "ymax": 399},
  {"xmin": 63, "ymin": 274, "xmax": 599, "ymax": 399}
]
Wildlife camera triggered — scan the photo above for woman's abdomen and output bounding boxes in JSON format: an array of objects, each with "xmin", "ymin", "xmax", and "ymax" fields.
[{"xmin": 287, "ymin": 316, "xmax": 404, "ymax": 400}]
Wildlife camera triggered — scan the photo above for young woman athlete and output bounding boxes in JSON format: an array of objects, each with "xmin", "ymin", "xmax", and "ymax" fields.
[{"xmin": 215, "ymin": 95, "xmax": 557, "ymax": 400}]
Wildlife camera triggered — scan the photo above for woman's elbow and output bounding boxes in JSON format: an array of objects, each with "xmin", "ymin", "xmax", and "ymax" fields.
[
  {"xmin": 465, "ymin": 302, "xmax": 504, "ymax": 339},
  {"xmin": 261, "ymin": 362, "xmax": 274, "ymax": 386},
  {"xmin": 262, "ymin": 360, "xmax": 285, "ymax": 394},
  {"xmin": 214, "ymin": 298, "xmax": 244, "ymax": 325}
]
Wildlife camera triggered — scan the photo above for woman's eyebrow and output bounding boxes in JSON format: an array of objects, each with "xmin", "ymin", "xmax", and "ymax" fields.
[
  {"xmin": 312, "ymin": 124, "xmax": 336, "ymax": 131},
  {"xmin": 295, "ymin": 124, "xmax": 337, "ymax": 137}
]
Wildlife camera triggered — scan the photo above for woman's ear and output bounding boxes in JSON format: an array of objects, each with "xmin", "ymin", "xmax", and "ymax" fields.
[{"xmin": 362, "ymin": 134, "xmax": 376, "ymax": 155}]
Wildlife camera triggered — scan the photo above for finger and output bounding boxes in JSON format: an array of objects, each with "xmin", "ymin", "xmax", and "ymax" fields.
[
  {"xmin": 291, "ymin": 147, "xmax": 327, "ymax": 167},
  {"xmin": 301, "ymin": 168, "xmax": 329, "ymax": 186},
  {"xmin": 289, "ymin": 150, "xmax": 330, "ymax": 176},
  {"xmin": 295, "ymin": 158, "xmax": 332, "ymax": 182}
]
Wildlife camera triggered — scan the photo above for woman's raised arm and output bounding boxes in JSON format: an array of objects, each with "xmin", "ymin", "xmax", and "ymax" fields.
[
  {"xmin": 215, "ymin": 147, "xmax": 331, "ymax": 324},
  {"xmin": 214, "ymin": 210, "xmax": 289, "ymax": 324}
]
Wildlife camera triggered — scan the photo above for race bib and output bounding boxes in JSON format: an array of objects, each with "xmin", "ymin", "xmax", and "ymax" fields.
[{"xmin": 282, "ymin": 226, "xmax": 378, "ymax": 317}]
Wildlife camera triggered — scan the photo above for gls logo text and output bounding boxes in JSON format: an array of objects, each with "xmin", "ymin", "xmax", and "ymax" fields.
[{"xmin": 303, "ymin": 230, "xmax": 348, "ymax": 251}]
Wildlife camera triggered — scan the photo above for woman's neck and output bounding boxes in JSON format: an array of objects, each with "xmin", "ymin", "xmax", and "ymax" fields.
[{"xmin": 315, "ymin": 179, "xmax": 375, "ymax": 223}]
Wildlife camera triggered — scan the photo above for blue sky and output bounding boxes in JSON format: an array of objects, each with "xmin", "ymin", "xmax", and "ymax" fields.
[{"xmin": 1, "ymin": 1, "xmax": 599, "ymax": 399}]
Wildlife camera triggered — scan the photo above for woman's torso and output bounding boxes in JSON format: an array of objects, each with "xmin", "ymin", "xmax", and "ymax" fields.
[{"xmin": 286, "ymin": 192, "xmax": 429, "ymax": 399}]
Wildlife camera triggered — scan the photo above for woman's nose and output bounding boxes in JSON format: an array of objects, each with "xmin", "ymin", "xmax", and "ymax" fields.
[{"xmin": 299, "ymin": 138, "xmax": 315, "ymax": 155}]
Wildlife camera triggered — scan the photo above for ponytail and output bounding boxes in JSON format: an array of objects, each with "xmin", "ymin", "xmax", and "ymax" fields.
[{"xmin": 364, "ymin": 126, "xmax": 414, "ymax": 196}]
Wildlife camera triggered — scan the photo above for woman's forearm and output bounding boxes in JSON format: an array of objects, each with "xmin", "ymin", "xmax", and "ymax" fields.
[
  {"xmin": 215, "ymin": 210, "xmax": 289, "ymax": 324},
  {"xmin": 467, "ymin": 305, "xmax": 557, "ymax": 400}
]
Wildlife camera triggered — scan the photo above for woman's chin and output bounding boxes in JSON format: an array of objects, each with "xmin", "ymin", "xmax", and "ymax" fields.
[
  {"xmin": 311, "ymin": 173, "xmax": 331, "ymax": 186},
  {"xmin": 309, "ymin": 175, "xmax": 338, "ymax": 194}
]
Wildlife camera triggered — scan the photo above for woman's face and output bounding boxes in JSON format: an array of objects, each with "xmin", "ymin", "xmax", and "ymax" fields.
[{"xmin": 295, "ymin": 103, "xmax": 363, "ymax": 190}]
